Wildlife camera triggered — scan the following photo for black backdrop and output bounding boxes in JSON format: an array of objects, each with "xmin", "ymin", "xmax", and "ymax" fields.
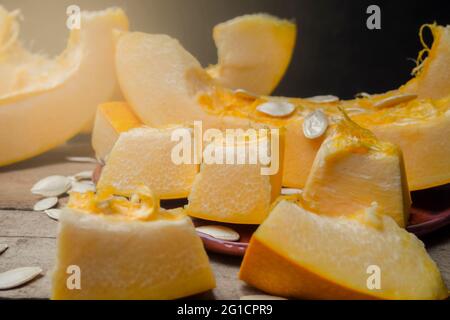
[{"xmin": 181, "ymin": 0, "xmax": 449, "ymax": 99}]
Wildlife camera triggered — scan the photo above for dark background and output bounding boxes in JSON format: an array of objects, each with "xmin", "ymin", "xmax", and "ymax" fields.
[{"xmin": 3, "ymin": 0, "xmax": 449, "ymax": 99}]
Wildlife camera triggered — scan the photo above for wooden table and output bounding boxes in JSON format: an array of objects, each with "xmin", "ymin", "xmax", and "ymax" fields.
[{"xmin": 0, "ymin": 136, "xmax": 449, "ymax": 299}]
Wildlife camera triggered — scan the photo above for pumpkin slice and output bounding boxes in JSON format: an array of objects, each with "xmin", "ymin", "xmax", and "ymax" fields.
[
  {"xmin": 97, "ymin": 126, "xmax": 198, "ymax": 199},
  {"xmin": 92, "ymin": 102, "xmax": 142, "ymax": 161},
  {"xmin": 185, "ymin": 129, "xmax": 283, "ymax": 224},
  {"xmin": 240, "ymin": 200, "xmax": 448, "ymax": 300},
  {"xmin": 400, "ymin": 24, "xmax": 450, "ymax": 99},
  {"xmin": 115, "ymin": 25, "xmax": 450, "ymax": 191},
  {"xmin": 52, "ymin": 188, "xmax": 215, "ymax": 299},
  {"xmin": 207, "ymin": 13, "xmax": 296, "ymax": 95},
  {"xmin": 303, "ymin": 114, "xmax": 411, "ymax": 227},
  {"xmin": 0, "ymin": 7, "xmax": 128, "ymax": 166}
]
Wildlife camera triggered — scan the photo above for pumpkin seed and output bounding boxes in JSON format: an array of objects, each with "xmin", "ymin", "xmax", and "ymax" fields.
[
  {"xmin": 256, "ymin": 101, "xmax": 295, "ymax": 117},
  {"xmin": 303, "ymin": 109, "xmax": 329, "ymax": 139},
  {"xmin": 281, "ymin": 188, "xmax": 303, "ymax": 195},
  {"xmin": 0, "ymin": 244, "xmax": 8, "ymax": 255},
  {"xmin": 66, "ymin": 156, "xmax": 97, "ymax": 163},
  {"xmin": 355, "ymin": 92, "xmax": 371, "ymax": 99},
  {"xmin": 70, "ymin": 181, "xmax": 96, "ymax": 193},
  {"xmin": 240, "ymin": 294, "xmax": 287, "ymax": 300},
  {"xmin": 33, "ymin": 197, "xmax": 58, "ymax": 211},
  {"xmin": 0, "ymin": 267, "xmax": 42, "ymax": 290},
  {"xmin": 45, "ymin": 209, "xmax": 62, "ymax": 221},
  {"xmin": 373, "ymin": 93, "xmax": 417, "ymax": 109},
  {"xmin": 306, "ymin": 95, "xmax": 339, "ymax": 103},
  {"xmin": 72, "ymin": 170, "xmax": 93, "ymax": 181},
  {"xmin": 31, "ymin": 175, "xmax": 71, "ymax": 197},
  {"xmin": 196, "ymin": 225, "xmax": 240, "ymax": 242},
  {"xmin": 344, "ymin": 107, "xmax": 367, "ymax": 115}
]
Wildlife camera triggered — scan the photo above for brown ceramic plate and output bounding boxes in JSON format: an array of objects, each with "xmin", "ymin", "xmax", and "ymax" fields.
[{"xmin": 94, "ymin": 164, "xmax": 450, "ymax": 256}]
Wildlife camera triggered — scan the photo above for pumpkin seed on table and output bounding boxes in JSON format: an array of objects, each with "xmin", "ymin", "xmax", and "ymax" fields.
[
  {"xmin": 0, "ymin": 267, "xmax": 43, "ymax": 290},
  {"xmin": 256, "ymin": 101, "xmax": 296, "ymax": 117},
  {"xmin": 306, "ymin": 95, "xmax": 339, "ymax": 103},
  {"xmin": 66, "ymin": 156, "xmax": 97, "ymax": 163},
  {"xmin": 45, "ymin": 209, "xmax": 62, "ymax": 221},
  {"xmin": 196, "ymin": 225, "xmax": 240, "ymax": 242},
  {"xmin": 31, "ymin": 175, "xmax": 71, "ymax": 197},
  {"xmin": 240, "ymin": 294, "xmax": 287, "ymax": 300},
  {"xmin": 0, "ymin": 244, "xmax": 8, "ymax": 255},
  {"xmin": 303, "ymin": 109, "xmax": 329, "ymax": 139},
  {"xmin": 373, "ymin": 93, "xmax": 417, "ymax": 109},
  {"xmin": 33, "ymin": 197, "xmax": 58, "ymax": 211}
]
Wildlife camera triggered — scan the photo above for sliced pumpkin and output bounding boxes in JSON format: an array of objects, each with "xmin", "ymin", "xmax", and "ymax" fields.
[
  {"xmin": 0, "ymin": 7, "xmax": 129, "ymax": 166},
  {"xmin": 114, "ymin": 28, "xmax": 450, "ymax": 191},
  {"xmin": 240, "ymin": 200, "xmax": 448, "ymax": 300},
  {"xmin": 91, "ymin": 101, "xmax": 142, "ymax": 161},
  {"xmin": 207, "ymin": 13, "xmax": 296, "ymax": 95},
  {"xmin": 185, "ymin": 129, "xmax": 283, "ymax": 224},
  {"xmin": 303, "ymin": 113, "xmax": 411, "ymax": 227},
  {"xmin": 52, "ymin": 188, "xmax": 215, "ymax": 299},
  {"xmin": 97, "ymin": 126, "xmax": 198, "ymax": 199},
  {"xmin": 400, "ymin": 24, "xmax": 450, "ymax": 99}
]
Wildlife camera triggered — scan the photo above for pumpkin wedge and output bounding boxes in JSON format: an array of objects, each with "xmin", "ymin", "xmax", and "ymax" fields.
[
  {"xmin": 0, "ymin": 7, "xmax": 128, "ymax": 166},
  {"xmin": 240, "ymin": 200, "xmax": 448, "ymax": 300},
  {"xmin": 97, "ymin": 126, "xmax": 198, "ymax": 199},
  {"xmin": 303, "ymin": 113, "xmax": 411, "ymax": 227},
  {"xmin": 207, "ymin": 13, "xmax": 296, "ymax": 95},
  {"xmin": 114, "ymin": 27, "xmax": 450, "ymax": 190},
  {"xmin": 92, "ymin": 102, "xmax": 142, "ymax": 161},
  {"xmin": 52, "ymin": 188, "xmax": 215, "ymax": 299},
  {"xmin": 185, "ymin": 128, "xmax": 283, "ymax": 224},
  {"xmin": 400, "ymin": 24, "xmax": 450, "ymax": 99}
]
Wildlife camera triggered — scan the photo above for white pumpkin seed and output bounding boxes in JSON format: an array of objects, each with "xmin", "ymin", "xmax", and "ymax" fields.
[
  {"xmin": 0, "ymin": 244, "xmax": 8, "ymax": 255},
  {"xmin": 196, "ymin": 225, "xmax": 240, "ymax": 242},
  {"xmin": 281, "ymin": 188, "xmax": 303, "ymax": 195},
  {"xmin": 306, "ymin": 95, "xmax": 339, "ymax": 103},
  {"xmin": 344, "ymin": 107, "xmax": 367, "ymax": 115},
  {"xmin": 303, "ymin": 109, "xmax": 329, "ymax": 139},
  {"xmin": 31, "ymin": 175, "xmax": 71, "ymax": 197},
  {"xmin": 240, "ymin": 294, "xmax": 287, "ymax": 300},
  {"xmin": 66, "ymin": 156, "xmax": 97, "ymax": 163},
  {"xmin": 256, "ymin": 101, "xmax": 295, "ymax": 117},
  {"xmin": 33, "ymin": 197, "xmax": 58, "ymax": 211},
  {"xmin": 72, "ymin": 170, "xmax": 93, "ymax": 181},
  {"xmin": 0, "ymin": 267, "xmax": 42, "ymax": 290},
  {"xmin": 70, "ymin": 181, "xmax": 96, "ymax": 193},
  {"xmin": 373, "ymin": 93, "xmax": 417, "ymax": 109},
  {"xmin": 355, "ymin": 92, "xmax": 371, "ymax": 99},
  {"xmin": 45, "ymin": 209, "xmax": 62, "ymax": 221}
]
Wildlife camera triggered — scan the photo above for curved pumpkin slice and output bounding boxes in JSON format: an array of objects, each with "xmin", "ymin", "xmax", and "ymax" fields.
[
  {"xmin": 240, "ymin": 200, "xmax": 448, "ymax": 300},
  {"xmin": 400, "ymin": 24, "xmax": 450, "ymax": 99},
  {"xmin": 0, "ymin": 8, "xmax": 128, "ymax": 166},
  {"xmin": 207, "ymin": 14, "xmax": 296, "ymax": 95}
]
